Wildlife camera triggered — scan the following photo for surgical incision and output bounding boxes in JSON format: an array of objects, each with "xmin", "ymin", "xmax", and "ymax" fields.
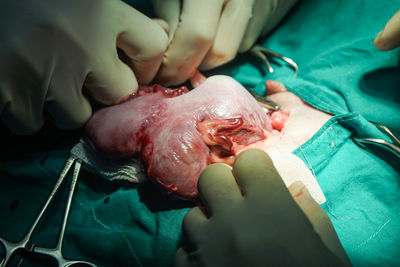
[{"xmin": 85, "ymin": 76, "xmax": 328, "ymax": 199}]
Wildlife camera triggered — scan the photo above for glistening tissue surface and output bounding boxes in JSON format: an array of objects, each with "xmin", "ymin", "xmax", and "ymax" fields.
[{"xmin": 0, "ymin": 0, "xmax": 400, "ymax": 266}]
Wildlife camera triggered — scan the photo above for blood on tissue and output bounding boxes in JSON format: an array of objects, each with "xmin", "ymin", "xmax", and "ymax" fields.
[
  {"xmin": 114, "ymin": 84, "xmax": 189, "ymax": 105},
  {"xmin": 110, "ymin": 81, "xmax": 290, "ymax": 198},
  {"xmin": 156, "ymin": 177, "xmax": 179, "ymax": 194},
  {"xmin": 137, "ymin": 134, "xmax": 154, "ymax": 176},
  {"xmin": 198, "ymin": 117, "xmax": 267, "ymax": 165}
]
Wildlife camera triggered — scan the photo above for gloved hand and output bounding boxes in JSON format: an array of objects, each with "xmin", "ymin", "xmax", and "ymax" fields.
[
  {"xmin": 0, "ymin": 0, "xmax": 168, "ymax": 135},
  {"xmin": 152, "ymin": 0, "xmax": 298, "ymax": 86},
  {"xmin": 174, "ymin": 149, "xmax": 351, "ymax": 267},
  {"xmin": 374, "ymin": 10, "xmax": 400, "ymax": 50}
]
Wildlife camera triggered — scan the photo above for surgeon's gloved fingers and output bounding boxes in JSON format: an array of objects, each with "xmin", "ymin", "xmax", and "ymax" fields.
[
  {"xmin": 374, "ymin": 9, "xmax": 400, "ymax": 51},
  {"xmin": 289, "ymin": 181, "xmax": 330, "ymax": 231},
  {"xmin": 236, "ymin": 0, "xmax": 271, "ymax": 53},
  {"xmin": 238, "ymin": 0, "xmax": 299, "ymax": 52},
  {"xmin": 232, "ymin": 149, "xmax": 288, "ymax": 198},
  {"xmin": 84, "ymin": 55, "xmax": 138, "ymax": 105},
  {"xmin": 1, "ymin": 106, "xmax": 45, "ymax": 136},
  {"xmin": 259, "ymin": 0, "xmax": 299, "ymax": 38},
  {"xmin": 1, "ymin": 83, "xmax": 45, "ymax": 135},
  {"xmin": 182, "ymin": 206, "xmax": 207, "ymax": 250},
  {"xmin": 199, "ymin": 0, "xmax": 255, "ymax": 71},
  {"xmin": 154, "ymin": 0, "xmax": 225, "ymax": 86},
  {"xmin": 197, "ymin": 163, "xmax": 242, "ymax": 216},
  {"xmin": 152, "ymin": 0, "xmax": 180, "ymax": 42},
  {"xmin": 152, "ymin": 19, "xmax": 170, "ymax": 34},
  {"xmin": 288, "ymin": 181, "xmax": 351, "ymax": 265},
  {"xmin": 173, "ymin": 247, "xmax": 197, "ymax": 267},
  {"xmin": 46, "ymin": 84, "xmax": 92, "ymax": 130},
  {"xmin": 117, "ymin": 4, "xmax": 168, "ymax": 85}
]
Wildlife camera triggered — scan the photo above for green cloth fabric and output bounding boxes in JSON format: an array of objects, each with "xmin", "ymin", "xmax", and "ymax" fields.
[
  {"xmin": 293, "ymin": 114, "xmax": 400, "ymax": 266},
  {"xmin": 1, "ymin": 0, "xmax": 400, "ymax": 266},
  {"xmin": 0, "ymin": 129, "xmax": 192, "ymax": 267},
  {"xmin": 213, "ymin": 0, "xmax": 400, "ymax": 265}
]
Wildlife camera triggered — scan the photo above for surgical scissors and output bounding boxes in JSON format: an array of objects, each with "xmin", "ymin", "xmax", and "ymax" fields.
[
  {"xmin": 355, "ymin": 121, "xmax": 400, "ymax": 158},
  {"xmin": 0, "ymin": 156, "xmax": 97, "ymax": 267}
]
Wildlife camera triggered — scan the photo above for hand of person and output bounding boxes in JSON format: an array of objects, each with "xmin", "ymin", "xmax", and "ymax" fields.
[
  {"xmin": 374, "ymin": 10, "xmax": 400, "ymax": 50},
  {"xmin": 174, "ymin": 149, "xmax": 351, "ymax": 266},
  {"xmin": 152, "ymin": 0, "xmax": 298, "ymax": 86},
  {"xmin": 0, "ymin": 0, "xmax": 168, "ymax": 135}
]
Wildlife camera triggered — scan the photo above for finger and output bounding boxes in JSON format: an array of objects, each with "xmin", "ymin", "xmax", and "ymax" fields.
[
  {"xmin": 259, "ymin": 0, "xmax": 299, "ymax": 37},
  {"xmin": 288, "ymin": 181, "xmax": 321, "ymax": 216},
  {"xmin": 116, "ymin": 3, "xmax": 167, "ymax": 85},
  {"xmin": 197, "ymin": 163, "xmax": 242, "ymax": 216},
  {"xmin": 199, "ymin": 0, "xmax": 255, "ymax": 70},
  {"xmin": 0, "ymin": 82, "xmax": 45, "ymax": 135},
  {"xmin": 288, "ymin": 181, "xmax": 351, "ymax": 265},
  {"xmin": 173, "ymin": 247, "xmax": 192, "ymax": 267},
  {"xmin": 239, "ymin": 0, "xmax": 299, "ymax": 52},
  {"xmin": 152, "ymin": 0, "xmax": 181, "ymax": 42},
  {"xmin": 84, "ymin": 52, "xmax": 138, "ymax": 105},
  {"xmin": 117, "ymin": 3, "xmax": 168, "ymax": 85},
  {"xmin": 153, "ymin": 18, "xmax": 170, "ymax": 34},
  {"xmin": 237, "ymin": 0, "xmax": 270, "ymax": 52},
  {"xmin": 232, "ymin": 148, "xmax": 289, "ymax": 198},
  {"xmin": 155, "ymin": 0, "xmax": 225, "ymax": 86},
  {"xmin": 289, "ymin": 181, "xmax": 338, "ymax": 236},
  {"xmin": 46, "ymin": 70, "xmax": 92, "ymax": 129},
  {"xmin": 374, "ymin": 10, "xmax": 400, "ymax": 51},
  {"xmin": 1, "ymin": 105, "xmax": 44, "ymax": 135},
  {"xmin": 182, "ymin": 206, "xmax": 208, "ymax": 249}
]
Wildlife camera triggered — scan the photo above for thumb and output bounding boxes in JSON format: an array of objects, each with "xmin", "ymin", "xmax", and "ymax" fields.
[{"xmin": 374, "ymin": 9, "xmax": 400, "ymax": 51}]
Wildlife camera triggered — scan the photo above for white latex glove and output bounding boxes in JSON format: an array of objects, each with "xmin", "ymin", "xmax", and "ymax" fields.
[
  {"xmin": 152, "ymin": 0, "xmax": 298, "ymax": 86},
  {"xmin": 174, "ymin": 149, "xmax": 350, "ymax": 266},
  {"xmin": 0, "ymin": 0, "xmax": 168, "ymax": 135},
  {"xmin": 374, "ymin": 10, "xmax": 400, "ymax": 51}
]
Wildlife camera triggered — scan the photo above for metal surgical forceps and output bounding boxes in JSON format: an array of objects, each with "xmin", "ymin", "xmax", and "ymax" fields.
[
  {"xmin": 250, "ymin": 45, "xmax": 299, "ymax": 77},
  {"xmin": 0, "ymin": 156, "xmax": 97, "ymax": 267},
  {"xmin": 355, "ymin": 121, "xmax": 400, "ymax": 158},
  {"xmin": 245, "ymin": 45, "xmax": 299, "ymax": 112},
  {"xmin": 245, "ymin": 87, "xmax": 281, "ymax": 112}
]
